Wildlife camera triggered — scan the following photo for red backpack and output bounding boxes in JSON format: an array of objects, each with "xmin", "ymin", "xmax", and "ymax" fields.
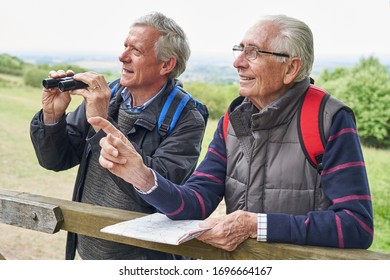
[{"xmin": 222, "ymin": 85, "xmax": 329, "ymax": 173}]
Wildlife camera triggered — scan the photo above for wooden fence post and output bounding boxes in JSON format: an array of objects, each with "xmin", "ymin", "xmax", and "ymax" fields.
[{"xmin": 0, "ymin": 194, "xmax": 63, "ymax": 234}]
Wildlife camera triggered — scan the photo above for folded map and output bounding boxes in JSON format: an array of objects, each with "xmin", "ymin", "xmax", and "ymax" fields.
[{"xmin": 100, "ymin": 213, "xmax": 210, "ymax": 245}]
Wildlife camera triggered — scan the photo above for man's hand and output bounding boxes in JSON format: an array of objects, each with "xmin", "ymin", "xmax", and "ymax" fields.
[
  {"xmin": 71, "ymin": 72, "xmax": 111, "ymax": 131},
  {"xmin": 42, "ymin": 70, "xmax": 73, "ymax": 124},
  {"xmin": 88, "ymin": 117, "xmax": 156, "ymax": 191},
  {"xmin": 197, "ymin": 210, "xmax": 258, "ymax": 251}
]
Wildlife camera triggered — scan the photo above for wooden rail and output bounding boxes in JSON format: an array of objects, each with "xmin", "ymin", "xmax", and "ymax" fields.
[{"xmin": 1, "ymin": 188, "xmax": 389, "ymax": 260}]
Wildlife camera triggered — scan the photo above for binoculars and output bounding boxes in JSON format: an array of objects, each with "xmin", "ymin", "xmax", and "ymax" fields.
[{"xmin": 42, "ymin": 77, "xmax": 88, "ymax": 92}]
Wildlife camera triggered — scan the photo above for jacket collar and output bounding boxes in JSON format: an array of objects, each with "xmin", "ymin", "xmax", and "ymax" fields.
[
  {"xmin": 229, "ymin": 77, "xmax": 310, "ymax": 136},
  {"xmin": 108, "ymin": 78, "xmax": 181, "ymax": 132}
]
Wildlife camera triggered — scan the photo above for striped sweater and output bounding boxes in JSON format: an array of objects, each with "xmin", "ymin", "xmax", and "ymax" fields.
[{"xmin": 140, "ymin": 109, "xmax": 374, "ymax": 249}]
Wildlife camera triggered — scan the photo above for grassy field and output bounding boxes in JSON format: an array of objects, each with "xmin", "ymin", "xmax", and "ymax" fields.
[{"xmin": 0, "ymin": 74, "xmax": 389, "ymax": 259}]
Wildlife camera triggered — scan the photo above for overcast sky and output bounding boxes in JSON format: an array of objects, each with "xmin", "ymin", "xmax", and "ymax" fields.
[{"xmin": 1, "ymin": 0, "xmax": 389, "ymax": 59}]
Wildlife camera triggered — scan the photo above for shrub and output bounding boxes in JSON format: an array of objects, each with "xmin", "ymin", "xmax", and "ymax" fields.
[
  {"xmin": 23, "ymin": 64, "xmax": 88, "ymax": 88},
  {"xmin": 184, "ymin": 82, "xmax": 239, "ymax": 120},
  {"xmin": 317, "ymin": 57, "xmax": 390, "ymax": 147},
  {"xmin": 23, "ymin": 68, "xmax": 49, "ymax": 88},
  {"xmin": 0, "ymin": 53, "xmax": 25, "ymax": 76}
]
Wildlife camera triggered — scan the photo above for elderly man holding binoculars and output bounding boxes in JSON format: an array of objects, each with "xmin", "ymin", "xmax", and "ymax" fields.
[{"xmin": 30, "ymin": 12, "xmax": 206, "ymax": 260}]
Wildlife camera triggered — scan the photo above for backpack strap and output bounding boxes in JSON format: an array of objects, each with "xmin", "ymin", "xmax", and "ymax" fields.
[
  {"xmin": 222, "ymin": 108, "xmax": 230, "ymax": 142},
  {"xmin": 158, "ymin": 86, "xmax": 191, "ymax": 138},
  {"xmin": 108, "ymin": 78, "xmax": 121, "ymax": 99},
  {"xmin": 108, "ymin": 81, "xmax": 206, "ymax": 139},
  {"xmin": 222, "ymin": 95, "xmax": 246, "ymax": 143},
  {"xmin": 298, "ymin": 85, "xmax": 330, "ymax": 173}
]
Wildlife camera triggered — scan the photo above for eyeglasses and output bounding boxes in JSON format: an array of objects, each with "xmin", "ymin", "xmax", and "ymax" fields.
[{"xmin": 232, "ymin": 45, "xmax": 290, "ymax": 61}]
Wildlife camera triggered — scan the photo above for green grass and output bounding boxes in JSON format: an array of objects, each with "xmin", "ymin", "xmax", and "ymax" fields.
[
  {"xmin": 0, "ymin": 75, "xmax": 79, "ymax": 199},
  {"xmin": 362, "ymin": 146, "xmax": 390, "ymax": 253},
  {"xmin": 0, "ymin": 75, "xmax": 389, "ymax": 254}
]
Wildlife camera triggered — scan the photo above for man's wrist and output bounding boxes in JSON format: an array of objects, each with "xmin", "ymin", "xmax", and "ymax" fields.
[
  {"xmin": 257, "ymin": 213, "xmax": 267, "ymax": 242},
  {"xmin": 43, "ymin": 111, "xmax": 63, "ymax": 125},
  {"xmin": 134, "ymin": 168, "xmax": 158, "ymax": 194}
]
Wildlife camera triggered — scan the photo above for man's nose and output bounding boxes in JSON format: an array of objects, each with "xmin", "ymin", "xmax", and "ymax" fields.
[
  {"xmin": 233, "ymin": 51, "xmax": 248, "ymax": 69},
  {"xmin": 119, "ymin": 49, "xmax": 131, "ymax": 63}
]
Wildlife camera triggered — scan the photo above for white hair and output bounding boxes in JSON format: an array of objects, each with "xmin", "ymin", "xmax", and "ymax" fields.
[
  {"xmin": 260, "ymin": 15, "xmax": 314, "ymax": 82},
  {"xmin": 132, "ymin": 12, "xmax": 191, "ymax": 79}
]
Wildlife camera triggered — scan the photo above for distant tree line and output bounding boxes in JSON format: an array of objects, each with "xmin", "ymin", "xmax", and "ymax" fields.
[
  {"xmin": 1, "ymin": 54, "xmax": 389, "ymax": 147},
  {"xmin": 0, "ymin": 53, "xmax": 26, "ymax": 75},
  {"xmin": 0, "ymin": 53, "xmax": 87, "ymax": 88}
]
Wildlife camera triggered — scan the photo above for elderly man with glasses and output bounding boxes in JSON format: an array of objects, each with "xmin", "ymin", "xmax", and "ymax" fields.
[{"xmin": 90, "ymin": 15, "xmax": 373, "ymax": 251}]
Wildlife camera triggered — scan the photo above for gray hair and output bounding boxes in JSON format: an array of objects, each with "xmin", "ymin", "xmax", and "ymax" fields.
[
  {"xmin": 132, "ymin": 12, "xmax": 191, "ymax": 79},
  {"xmin": 260, "ymin": 15, "xmax": 314, "ymax": 82}
]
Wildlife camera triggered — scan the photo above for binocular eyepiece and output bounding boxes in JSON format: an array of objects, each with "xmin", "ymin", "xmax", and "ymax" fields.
[{"xmin": 42, "ymin": 77, "xmax": 88, "ymax": 92}]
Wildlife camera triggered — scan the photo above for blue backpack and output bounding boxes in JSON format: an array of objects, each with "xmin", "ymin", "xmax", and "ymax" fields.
[{"xmin": 109, "ymin": 79, "xmax": 209, "ymax": 138}]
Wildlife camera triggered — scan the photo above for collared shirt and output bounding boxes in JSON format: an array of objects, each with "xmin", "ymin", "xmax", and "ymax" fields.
[{"xmin": 121, "ymin": 83, "xmax": 167, "ymax": 113}]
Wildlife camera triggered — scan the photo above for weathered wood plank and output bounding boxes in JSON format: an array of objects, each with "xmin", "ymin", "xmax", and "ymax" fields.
[
  {"xmin": 0, "ymin": 194, "xmax": 63, "ymax": 233},
  {"xmin": 0, "ymin": 189, "xmax": 389, "ymax": 260}
]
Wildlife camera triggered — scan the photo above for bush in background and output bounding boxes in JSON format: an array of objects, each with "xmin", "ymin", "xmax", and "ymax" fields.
[
  {"xmin": 184, "ymin": 82, "xmax": 238, "ymax": 119},
  {"xmin": 23, "ymin": 67, "xmax": 50, "ymax": 88},
  {"xmin": 0, "ymin": 53, "xmax": 26, "ymax": 76},
  {"xmin": 23, "ymin": 64, "xmax": 88, "ymax": 88},
  {"xmin": 317, "ymin": 57, "xmax": 390, "ymax": 148}
]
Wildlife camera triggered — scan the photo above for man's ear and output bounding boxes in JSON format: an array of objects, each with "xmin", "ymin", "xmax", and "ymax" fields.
[
  {"xmin": 160, "ymin": 57, "xmax": 177, "ymax": 76},
  {"xmin": 283, "ymin": 57, "xmax": 302, "ymax": 84}
]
